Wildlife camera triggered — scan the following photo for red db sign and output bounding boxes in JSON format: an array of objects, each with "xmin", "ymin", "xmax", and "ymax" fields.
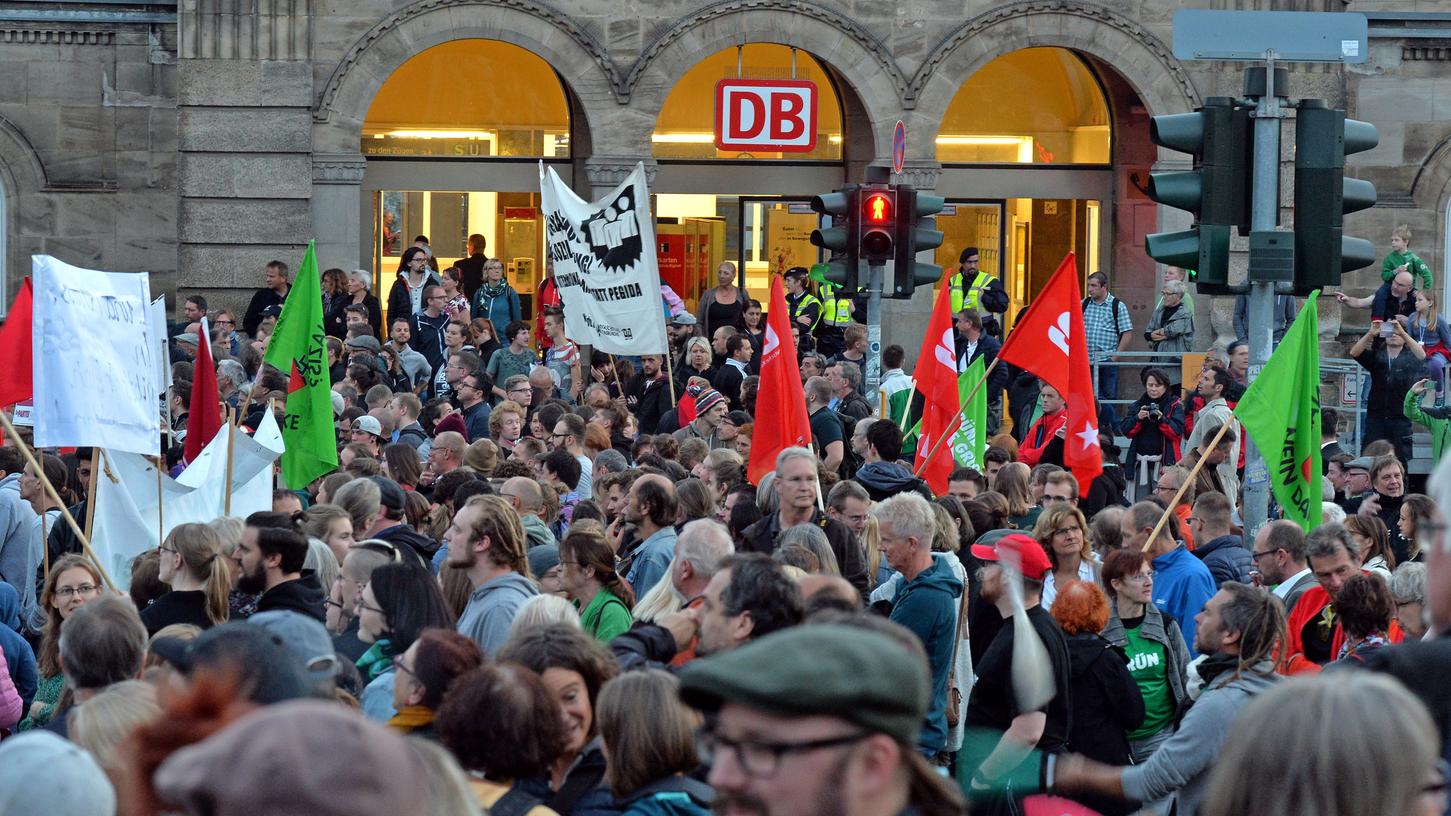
[{"xmin": 714, "ymin": 79, "xmax": 818, "ymax": 153}]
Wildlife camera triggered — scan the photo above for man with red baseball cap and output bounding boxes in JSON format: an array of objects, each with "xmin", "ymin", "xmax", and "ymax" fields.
[{"xmin": 961, "ymin": 532, "xmax": 1073, "ymax": 816}]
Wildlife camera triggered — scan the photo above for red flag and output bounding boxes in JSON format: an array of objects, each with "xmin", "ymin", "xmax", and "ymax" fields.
[
  {"xmin": 911, "ymin": 274, "xmax": 958, "ymax": 494},
  {"xmin": 0, "ymin": 278, "xmax": 34, "ymax": 408},
  {"xmin": 997, "ymin": 253, "xmax": 1103, "ymax": 494},
  {"xmin": 1022, "ymin": 795, "xmax": 1102, "ymax": 816},
  {"xmin": 185, "ymin": 317, "xmax": 222, "ymax": 464},
  {"xmin": 747, "ymin": 275, "xmax": 812, "ymax": 484}
]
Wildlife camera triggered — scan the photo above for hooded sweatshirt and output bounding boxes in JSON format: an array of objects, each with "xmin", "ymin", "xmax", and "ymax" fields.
[
  {"xmin": 0, "ymin": 582, "xmax": 37, "ymax": 711},
  {"xmin": 888, "ymin": 555, "xmax": 963, "ymax": 756},
  {"xmin": 1121, "ymin": 660, "xmax": 1279, "ymax": 816},
  {"xmin": 255, "ymin": 572, "xmax": 328, "ymax": 623},
  {"xmin": 457, "ymin": 572, "xmax": 539, "ymax": 656},
  {"xmin": 853, "ymin": 460, "xmax": 932, "ymax": 503},
  {"xmin": 0, "ymin": 474, "xmax": 36, "ymax": 608},
  {"xmin": 374, "ymin": 524, "xmax": 439, "ymax": 561}
]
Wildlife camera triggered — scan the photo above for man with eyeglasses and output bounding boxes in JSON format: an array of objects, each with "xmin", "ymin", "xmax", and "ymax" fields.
[
  {"xmin": 409, "ymin": 284, "xmax": 451, "ymax": 378},
  {"xmin": 1188, "ymin": 491, "xmax": 1252, "ymax": 586},
  {"xmin": 1149, "ymin": 466, "xmax": 1196, "ymax": 549},
  {"xmin": 1040, "ymin": 471, "xmax": 1079, "ymax": 507},
  {"xmin": 1249, "ymin": 520, "xmax": 1314, "ymax": 612},
  {"xmin": 456, "ymin": 371, "xmax": 492, "ymax": 444},
  {"xmin": 679, "ymin": 623, "xmax": 966, "ymax": 816},
  {"xmin": 500, "ymin": 374, "xmax": 534, "ymax": 410}
]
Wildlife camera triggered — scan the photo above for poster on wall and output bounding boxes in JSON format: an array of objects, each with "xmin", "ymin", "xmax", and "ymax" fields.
[{"xmin": 539, "ymin": 162, "xmax": 670, "ymax": 355}]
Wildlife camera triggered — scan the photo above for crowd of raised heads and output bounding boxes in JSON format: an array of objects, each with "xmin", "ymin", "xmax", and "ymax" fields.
[{"xmin": 0, "ymin": 242, "xmax": 1448, "ymax": 816}]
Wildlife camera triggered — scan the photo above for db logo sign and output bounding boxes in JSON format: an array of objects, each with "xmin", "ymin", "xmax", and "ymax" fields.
[{"xmin": 714, "ymin": 79, "xmax": 818, "ymax": 153}]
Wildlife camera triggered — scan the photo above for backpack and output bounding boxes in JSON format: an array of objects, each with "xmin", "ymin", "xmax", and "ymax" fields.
[{"xmin": 1081, "ymin": 294, "xmax": 1127, "ymax": 335}]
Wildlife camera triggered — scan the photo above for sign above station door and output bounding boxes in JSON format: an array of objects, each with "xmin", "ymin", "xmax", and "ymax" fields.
[{"xmin": 714, "ymin": 79, "xmax": 819, "ymax": 153}]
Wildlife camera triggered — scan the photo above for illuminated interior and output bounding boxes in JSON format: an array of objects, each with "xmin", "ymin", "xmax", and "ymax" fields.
[
  {"xmin": 652, "ymin": 43, "xmax": 843, "ymax": 160},
  {"xmin": 939, "ymin": 48, "xmax": 1111, "ymax": 164},
  {"xmin": 362, "ymin": 39, "xmax": 571, "ymax": 158}
]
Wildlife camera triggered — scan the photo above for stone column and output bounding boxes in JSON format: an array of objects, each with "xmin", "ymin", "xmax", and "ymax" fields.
[
  {"xmin": 311, "ymin": 154, "xmax": 366, "ymax": 274},
  {"xmin": 582, "ymin": 155, "xmax": 657, "ymax": 199}
]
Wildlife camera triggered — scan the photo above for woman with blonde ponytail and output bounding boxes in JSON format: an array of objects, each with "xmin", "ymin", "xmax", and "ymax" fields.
[{"xmin": 140, "ymin": 523, "xmax": 231, "ymax": 635}]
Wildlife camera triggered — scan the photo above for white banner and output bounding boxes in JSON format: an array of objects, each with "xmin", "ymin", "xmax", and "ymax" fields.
[
  {"xmin": 540, "ymin": 162, "xmax": 669, "ymax": 355},
  {"xmin": 90, "ymin": 411, "xmax": 285, "ymax": 589},
  {"xmin": 31, "ymin": 255, "xmax": 160, "ymax": 455},
  {"xmin": 150, "ymin": 295, "xmax": 172, "ymax": 396}
]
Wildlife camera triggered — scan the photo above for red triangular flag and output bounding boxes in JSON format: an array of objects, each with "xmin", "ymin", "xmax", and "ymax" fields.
[
  {"xmin": 911, "ymin": 273, "xmax": 958, "ymax": 495},
  {"xmin": 747, "ymin": 275, "xmax": 813, "ymax": 484},
  {"xmin": 0, "ymin": 278, "xmax": 34, "ymax": 409},
  {"xmin": 997, "ymin": 253, "xmax": 1103, "ymax": 494},
  {"xmin": 184, "ymin": 316, "xmax": 222, "ymax": 464}
]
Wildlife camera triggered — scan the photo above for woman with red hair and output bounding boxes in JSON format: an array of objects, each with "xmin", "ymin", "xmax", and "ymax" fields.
[{"xmin": 1051, "ymin": 579, "xmax": 1146, "ymax": 816}]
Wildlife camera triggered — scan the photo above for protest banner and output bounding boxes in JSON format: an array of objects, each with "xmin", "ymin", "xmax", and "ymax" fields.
[
  {"xmin": 540, "ymin": 162, "xmax": 669, "ymax": 355},
  {"xmin": 90, "ymin": 410, "xmax": 284, "ymax": 589},
  {"xmin": 31, "ymin": 255, "xmax": 160, "ymax": 455}
]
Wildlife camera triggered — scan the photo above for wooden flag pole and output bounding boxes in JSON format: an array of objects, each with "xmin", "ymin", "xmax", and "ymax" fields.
[
  {"xmin": 0, "ymin": 411, "xmax": 115, "ymax": 590},
  {"xmin": 82, "ymin": 448, "xmax": 100, "ymax": 543},
  {"xmin": 663, "ymin": 351, "xmax": 678, "ymax": 405},
  {"xmin": 223, "ymin": 407, "xmax": 237, "ymax": 516},
  {"xmin": 607, "ymin": 354, "xmax": 625, "ymax": 399},
  {"xmin": 1141, "ymin": 419, "xmax": 1235, "ymax": 553},
  {"xmin": 155, "ymin": 455, "xmax": 165, "ymax": 548},
  {"xmin": 912, "ymin": 358, "xmax": 1000, "ymax": 478}
]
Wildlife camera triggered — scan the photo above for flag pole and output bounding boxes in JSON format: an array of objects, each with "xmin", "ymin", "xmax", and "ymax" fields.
[
  {"xmin": 82, "ymin": 448, "xmax": 99, "ymax": 544},
  {"xmin": 155, "ymin": 455, "xmax": 165, "ymax": 548},
  {"xmin": 1142, "ymin": 420, "xmax": 1234, "ymax": 553},
  {"xmin": 607, "ymin": 354, "xmax": 625, "ymax": 398},
  {"xmin": 0, "ymin": 411, "xmax": 115, "ymax": 590},
  {"xmin": 663, "ymin": 350, "xmax": 678, "ymax": 405},
  {"xmin": 224, "ymin": 407, "xmax": 237, "ymax": 516},
  {"xmin": 894, "ymin": 378, "xmax": 917, "ymax": 431},
  {"xmin": 913, "ymin": 358, "xmax": 1000, "ymax": 478}
]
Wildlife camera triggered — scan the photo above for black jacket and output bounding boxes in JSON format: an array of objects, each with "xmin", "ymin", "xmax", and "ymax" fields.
[
  {"xmin": 854, "ymin": 461, "xmax": 932, "ymax": 503},
  {"xmin": 456, "ymin": 252, "xmax": 489, "ymax": 300},
  {"xmin": 740, "ymin": 510, "xmax": 868, "ymax": 599},
  {"xmin": 1082, "ymin": 466, "xmax": 1128, "ymax": 518},
  {"xmin": 243, "ymin": 285, "xmax": 289, "ymax": 337},
  {"xmin": 1063, "ymin": 632, "xmax": 1145, "ymax": 816},
  {"xmin": 626, "ymin": 374, "xmax": 674, "ymax": 441},
  {"xmin": 713, "ymin": 363, "xmax": 747, "ymax": 411},
  {"xmin": 1194, "ymin": 533, "xmax": 1254, "ymax": 585},
  {"xmin": 256, "ymin": 572, "xmax": 327, "ymax": 623},
  {"xmin": 325, "ymin": 293, "xmax": 382, "ymax": 340},
  {"xmin": 139, "ymin": 590, "xmax": 216, "ymax": 636},
  {"xmin": 410, "ymin": 311, "xmax": 451, "ymax": 374},
  {"xmin": 374, "ymin": 523, "xmax": 440, "ymax": 561},
  {"xmin": 387, "ymin": 270, "xmax": 441, "ymax": 326}
]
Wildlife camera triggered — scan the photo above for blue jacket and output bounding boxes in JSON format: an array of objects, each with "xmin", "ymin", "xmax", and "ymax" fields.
[
  {"xmin": 1150, "ymin": 545, "xmax": 1217, "ymax": 657},
  {"xmin": 889, "ymin": 556, "xmax": 963, "ymax": 755},
  {"xmin": 471, "ymin": 283, "xmax": 522, "ymax": 333},
  {"xmin": 1193, "ymin": 534, "xmax": 1254, "ymax": 587},
  {"xmin": 0, "ymin": 582, "xmax": 37, "ymax": 711},
  {"xmin": 625, "ymin": 527, "xmax": 677, "ymax": 601}
]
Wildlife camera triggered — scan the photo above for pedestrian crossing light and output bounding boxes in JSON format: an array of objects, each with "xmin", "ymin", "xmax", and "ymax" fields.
[
  {"xmin": 1143, "ymin": 97, "xmax": 1253, "ymax": 294},
  {"xmin": 810, "ymin": 186, "xmax": 860, "ymax": 292},
  {"xmin": 859, "ymin": 188, "xmax": 896, "ymax": 264},
  {"xmin": 892, "ymin": 187, "xmax": 945, "ymax": 299},
  {"xmin": 1293, "ymin": 100, "xmax": 1378, "ymax": 294}
]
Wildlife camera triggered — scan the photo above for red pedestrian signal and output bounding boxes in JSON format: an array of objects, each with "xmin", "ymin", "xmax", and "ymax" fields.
[{"xmin": 864, "ymin": 192, "xmax": 892, "ymax": 224}]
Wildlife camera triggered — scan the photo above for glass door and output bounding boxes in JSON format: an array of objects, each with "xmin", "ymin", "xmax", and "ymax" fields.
[{"xmin": 735, "ymin": 197, "xmax": 824, "ymax": 295}]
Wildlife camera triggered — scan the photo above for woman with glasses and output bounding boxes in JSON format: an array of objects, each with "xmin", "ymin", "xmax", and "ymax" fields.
[
  {"xmin": 388, "ymin": 246, "xmax": 441, "ymax": 322},
  {"xmin": 558, "ymin": 527, "xmax": 634, "ymax": 644},
  {"xmin": 1099, "ymin": 548, "xmax": 1190, "ymax": 767},
  {"xmin": 597, "ymin": 669, "xmax": 712, "ymax": 816},
  {"xmin": 327, "ymin": 541, "xmax": 397, "ymax": 662},
  {"xmin": 388, "ymin": 627, "xmax": 484, "ymax": 740},
  {"xmin": 470, "ymin": 258, "xmax": 522, "ymax": 340},
  {"xmin": 498, "ymin": 622, "xmax": 620, "ymax": 814},
  {"xmin": 355, "ymin": 560, "xmax": 455, "ymax": 723},
  {"xmin": 1032, "ymin": 503, "xmax": 1100, "ymax": 609},
  {"xmin": 140, "ymin": 523, "xmax": 230, "ymax": 636},
  {"xmin": 17, "ymin": 554, "xmax": 105, "ymax": 731}
]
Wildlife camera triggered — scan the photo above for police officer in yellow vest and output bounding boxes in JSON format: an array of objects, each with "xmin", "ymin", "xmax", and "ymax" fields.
[
  {"xmin": 783, "ymin": 267, "xmax": 824, "ymax": 351},
  {"xmin": 815, "ymin": 269, "xmax": 855, "ymax": 358},
  {"xmin": 949, "ymin": 247, "xmax": 1009, "ymax": 338}
]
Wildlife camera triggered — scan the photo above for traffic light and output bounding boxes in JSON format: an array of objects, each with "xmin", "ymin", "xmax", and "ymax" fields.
[
  {"xmin": 859, "ymin": 186, "xmax": 896, "ymax": 264},
  {"xmin": 1293, "ymin": 100, "xmax": 1378, "ymax": 294},
  {"xmin": 1143, "ymin": 97, "xmax": 1254, "ymax": 293},
  {"xmin": 809, "ymin": 185, "xmax": 860, "ymax": 292},
  {"xmin": 891, "ymin": 186, "xmax": 945, "ymax": 299}
]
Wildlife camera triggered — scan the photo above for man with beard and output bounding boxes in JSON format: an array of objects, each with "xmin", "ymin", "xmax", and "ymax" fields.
[
  {"xmin": 679, "ymin": 622, "xmax": 967, "ymax": 816},
  {"xmin": 618, "ymin": 474, "xmax": 678, "ymax": 598},
  {"xmin": 447, "ymin": 495, "xmax": 538, "ymax": 655},
  {"xmin": 233, "ymin": 512, "xmax": 326, "ymax": 622},
  {"xmin": 625, "ymin": 354, "xmax": 673, "ymax": 436},
  {"xmin": 1053, "ymin": 583, "xmax": 1284, "ymax": 816}
]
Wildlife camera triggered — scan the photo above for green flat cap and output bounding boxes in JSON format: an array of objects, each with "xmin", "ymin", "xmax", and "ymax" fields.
[{"xmin": 678, "ymin": 624, "xmax": 929, "ymax": 746}]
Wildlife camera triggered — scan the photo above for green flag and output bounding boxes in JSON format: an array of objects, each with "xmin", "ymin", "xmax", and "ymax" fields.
[
  {"xmin": 950, "ymin": 356, "xmax": 988, "ymax": 469},
  {"xmin": 1233, "ymin": 291, "xmax": 1321, "ymax": 531},
  {"xmin": 263, "ymin": 241, "xmax": 338, "ymax": 489}
]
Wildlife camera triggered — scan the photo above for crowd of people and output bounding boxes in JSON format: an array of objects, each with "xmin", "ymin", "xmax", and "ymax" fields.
[{"xmin": 0, "ymin": 231, "xmax": 1448, "ymax": 816}]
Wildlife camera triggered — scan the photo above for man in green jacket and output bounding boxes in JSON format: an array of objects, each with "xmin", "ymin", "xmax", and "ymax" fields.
[{"xmin": 1404, "ymin": 379, "xmax": 1450, "ymax": 460}]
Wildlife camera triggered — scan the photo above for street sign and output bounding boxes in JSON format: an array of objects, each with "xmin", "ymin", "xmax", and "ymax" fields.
[
  {"xmin": 714, "ymin": 79, "xmax": 818, "ymax": 152},
  {"xmin": 1172, "ymin": 11, "xmax": 1367, "ymax": 63},
  {"xmin": 892, "ymin": 120, "xmax": 906, "ymax": 174}
]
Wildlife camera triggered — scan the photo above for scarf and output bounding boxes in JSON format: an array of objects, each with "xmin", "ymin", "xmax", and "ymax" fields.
[
  {"xmin": 356, "ymin": 638, "xmax": 393, "ymax": 682},
  {"xmin": 479, "ymin": 280, "xmax": 509, "ymax": 300},
  {"xmin": 388, "ymin": 705, "xmax": 435, "ymax": 733},
  {"xmin": 1193, "ymin": 652, "xmax": 1241, "ymax": 691}
]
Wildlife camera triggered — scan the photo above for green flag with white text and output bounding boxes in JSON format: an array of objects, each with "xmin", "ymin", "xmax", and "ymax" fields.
[
  {"xmin": 950, "ymin": 356, "xmax": 988, "ymax": 469},
  {"xmin": 1233, "ymin": 291, "xmax": 1321, "ymax": 531},
  {"xmin": 263, "ymin": 241, "xmax": 338, "ymax": 489}
]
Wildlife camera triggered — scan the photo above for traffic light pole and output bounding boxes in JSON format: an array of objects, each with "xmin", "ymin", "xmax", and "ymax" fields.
[
  {"xmin": 1243, "ymin": 56, "xmax": 1281, "ymax": 538},
  {"xmin": 865, "ymin": 261, "xmax": 884, "ymax": 397}
]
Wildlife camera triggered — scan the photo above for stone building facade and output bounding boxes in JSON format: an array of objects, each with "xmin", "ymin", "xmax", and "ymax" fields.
[{"xmin": 0, "ymin": 0, "xmax": 1449, "ymax": 359}]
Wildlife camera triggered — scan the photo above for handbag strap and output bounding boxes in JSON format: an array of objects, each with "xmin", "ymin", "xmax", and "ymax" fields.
[{"xmin": 947, "ymin": 580, "xmax": 970, "ymax": 689}]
